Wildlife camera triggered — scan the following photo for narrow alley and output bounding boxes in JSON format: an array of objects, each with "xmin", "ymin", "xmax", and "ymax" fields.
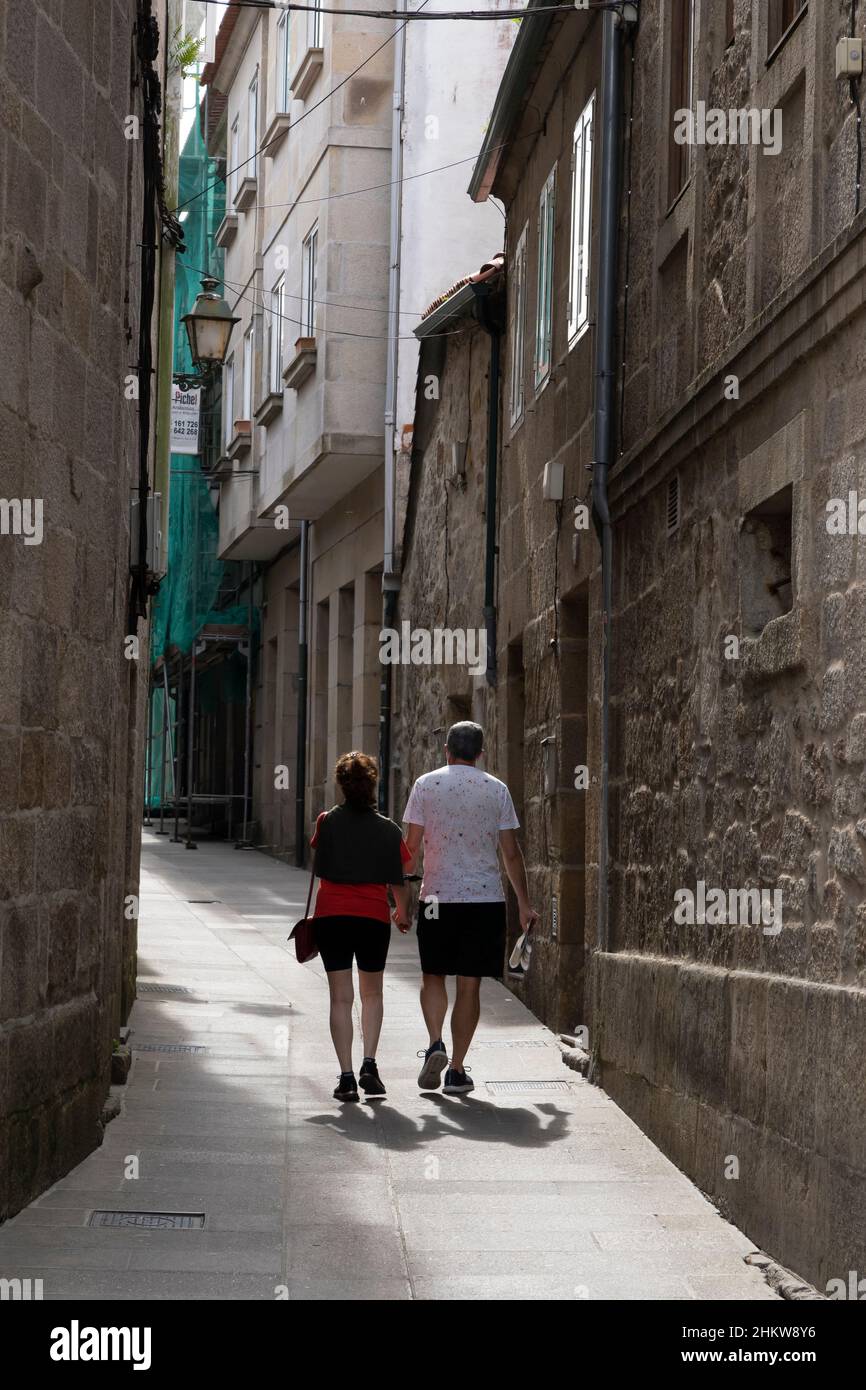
[{"xmin": 0, "ymin": 833, "xmax": 778, "ymax": 1303}]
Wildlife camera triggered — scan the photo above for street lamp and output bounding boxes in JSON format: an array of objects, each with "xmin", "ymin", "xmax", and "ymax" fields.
[{"xmin": 175, "ymin": 277, "xmax": 240, "ymax": 390}]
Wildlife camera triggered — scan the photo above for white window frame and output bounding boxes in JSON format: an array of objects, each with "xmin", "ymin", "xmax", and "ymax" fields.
[
  {"xmin": 224, "ymin": 354, "xmax": 235, "ymax": 445},
  {"xmin": 230, "ymin": 116, "xmax": 240, "ymax": 197},
  {"xmin": 269, "ymin": 277, "xmax": 285, "ymax": 394},
  {"xmin": 242, "ymin": 323, "xmax": 255, "ymax": 419},
  {"xmin": 276, "ymin": 11, "xmax": 291, "ymax": 112},
  {"xmin": 534, "ymin": 165, "xmax": 556, "ymax": 389},
  {"xmin": 247, "ymin": 69, "xmax": 259, "ymax": 178},
  {"xmin": 568, "ymin": 93, "xmax": 595, "ymax": 346},
  {"xmin": 302, "ymin": 224, "xmax": 318, "ymax": 338},
  {"xmin": 509, "ymin": 223, "xmax": 528, "ymax": 427},
  {"xmin": 308, "ymin": 0, "xmax": 323, "ymax": 51}
]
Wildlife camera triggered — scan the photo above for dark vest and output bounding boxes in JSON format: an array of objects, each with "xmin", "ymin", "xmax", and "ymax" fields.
[{"xmin": 312, "ymin": 804, "xmax": 405, "ymax": 885}]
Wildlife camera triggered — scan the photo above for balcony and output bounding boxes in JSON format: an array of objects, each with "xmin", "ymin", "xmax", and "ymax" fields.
[
  {"xmin": 290, "ymin": 46, "xmax": 323, "ymax": 103},
  {"xmin": 263, "ymin": 112, "xmax": 291, "ymax": 155},
  {"xmin": 282, "ymin": 337, "xmax": 317, "ymax": 390},
  {"xmin": 233, "ymin": 176, "xmax": 257, "ymax": 214},
  {"xmin": 214, "ymin": 212, "xmax": 238, "ymax": 249}
]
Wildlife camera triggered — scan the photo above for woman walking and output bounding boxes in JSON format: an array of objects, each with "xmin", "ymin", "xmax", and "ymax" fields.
[{"xmin": 310, "ymin": 751, "xmax": 412, "ymax": 1101}]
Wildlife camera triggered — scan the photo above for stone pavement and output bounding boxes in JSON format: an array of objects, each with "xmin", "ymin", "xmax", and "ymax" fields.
[{"xmin": 0, "ymin": 830, "xmax": 779, "ymax": 1301}]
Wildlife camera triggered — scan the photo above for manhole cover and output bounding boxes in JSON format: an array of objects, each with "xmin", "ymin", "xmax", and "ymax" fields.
[
  {"xmin": 136, "ymin": 983, "xmax": 193, "ymax": 995},
  {"xmin": 89, "ymin": 1211, "xmax": 205, "ymax": 1230},
  {"xmin": 485, "ymin": 1080, "xmax": 572, "ymax": 1094},
  {"xmin": 132, "ymin": 1043, "xmax": 208, "ymax": 1054}
]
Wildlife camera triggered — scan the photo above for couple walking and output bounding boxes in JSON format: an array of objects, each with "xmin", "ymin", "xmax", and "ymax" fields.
[{"xmin": 309, "ymin": 721, "xmax": 538, "ymax": 1101}]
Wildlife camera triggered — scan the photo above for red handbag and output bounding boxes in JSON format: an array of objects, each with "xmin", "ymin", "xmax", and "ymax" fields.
[{"xmin": 289, "ymin": 866, "xmax": 319, "ymax": 963}]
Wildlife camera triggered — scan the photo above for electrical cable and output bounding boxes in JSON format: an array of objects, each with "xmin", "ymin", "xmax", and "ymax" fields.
[
  {"xmin": 172, "ymin": 0, "xmax": 426, "ymax": 214},
  {"xmin": 200, "ymin": 0, "xmax": 626, "ymax": 17},
  {"xmin": 851, "ymin": 0, "xmax": 862, "ymax": 216},
  {"xmin": 617, "ymin": 8, "xmax": 637, "ymax": 454}
]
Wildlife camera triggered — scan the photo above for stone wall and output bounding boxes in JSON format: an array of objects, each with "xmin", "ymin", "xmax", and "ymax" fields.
[
  {"xmin": 595, "ymin": 0, "xmax": 866, "ymax": 1287},
  {"xmin": 0, "ymin": 0, "xmax": 151, "ymax": 1219}
]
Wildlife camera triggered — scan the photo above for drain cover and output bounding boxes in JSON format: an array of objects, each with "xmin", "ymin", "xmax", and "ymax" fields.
[
  {"xmin": 132, "ymin": 1043, "xmax": 208, "ymax": 1054},
  {"xmin": 471, "ymin": 1039, "xmax": 555, "ymax": 1049},
  {"xmin": 485, "ymin": 1080, "xmax": 572, "ymax": 1094},
  {"xmin": 136, "ymin": 983, "xmax": 193, "ymax": 995},
  {"xmin": 89, "ymin": 1211, "xmax": 205, "ymax": 1230},
  {"xmin": 187, "ymin": 899, "xmax": 219, "ymax": 904}
]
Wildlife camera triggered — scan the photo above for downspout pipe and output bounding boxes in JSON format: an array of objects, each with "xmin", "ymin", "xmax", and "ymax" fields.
[
  {"xmin": 379, "ymin": 10, "xmax": 407, "ymax": 814},
  {"xmin": 591, "ymin": 7, "xmax": 626, "ymax": 953},
  {"xmin": 295, "ymin": 520, "xmax": 309, "ymax": 866},
  {"xmin": 475, "ymin": 288, "xmax": 501, "ymax": 687}
]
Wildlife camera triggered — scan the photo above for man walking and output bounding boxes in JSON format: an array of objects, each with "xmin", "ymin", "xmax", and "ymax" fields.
[{"xmin": 401, "ymin": 721, "xmax": 539, "ymax": 1094}]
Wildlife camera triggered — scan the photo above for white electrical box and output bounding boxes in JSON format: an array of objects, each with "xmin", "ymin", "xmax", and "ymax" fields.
[
  {"xmin": 130, "ymin": 491, "xmax": 163, "ymax": 577},
  {"xmin": 542, "ymin": 459, "xmax": 564, "ymax": 501},
  {"xmin": 450, "ymin": 440, "xmax": 467, "ymax": 480},
  {"xmin": 836, "ymin": 36, "xmax": 863, "ymax": 78}
]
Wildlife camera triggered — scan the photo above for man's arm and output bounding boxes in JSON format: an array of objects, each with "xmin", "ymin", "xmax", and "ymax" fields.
[
  {"xmin": 404, "ymin": 822, "xmax": 424, "ymax": 877},
  {"xmin": 499, "ymin": 829, "xmax": 539, "ymax": 932}
]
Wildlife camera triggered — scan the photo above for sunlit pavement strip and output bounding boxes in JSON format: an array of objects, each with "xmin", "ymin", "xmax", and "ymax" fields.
[{"xmin": 0, "ymin": 831, "xmax": 779, "ymax": 1302}]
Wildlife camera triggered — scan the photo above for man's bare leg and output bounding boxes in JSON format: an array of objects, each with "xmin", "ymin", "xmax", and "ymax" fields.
[
  {"xmin": 451, "ymin": 975, "xmax": 481, "ymax": 1071},
  {"xmin": 420, "ymin": 972, "xmax": 448, "ymax": 1045}
]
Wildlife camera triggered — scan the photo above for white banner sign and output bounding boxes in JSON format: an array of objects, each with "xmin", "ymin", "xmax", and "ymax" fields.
[{"xmin": 170, "ymin": 385, "xmax": 202, "ymax": 454}]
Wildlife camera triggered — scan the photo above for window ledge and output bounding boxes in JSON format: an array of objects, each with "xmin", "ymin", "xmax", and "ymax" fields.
[
  {"xmin": 215, "ymin": 212, "xmax": 239, "ymax": 249},
  {"xmin": 283, "ymin": 337, "xmax": 317, "ymax": 389},
  {"xmin": 263, "ymin": 112, "xmax": 291, "ymax": 154},
  {"xmin": 766, "ymin": 4, "xmax": 808, "ymax": 67},
  {"xmin": 291, "ymin": 47, "xmax": 324, "ymax": 103},
  {"xmin": 227, "ymin": 425, "xmax": 252, "ymax": 459},
  {"xmin": 255, "ymin": 391, "xmax": 284, "ymax": 426},
  {"xmin": 233, "ymin": 176, "xmax": 258, "ymax": 214},
  {"xmin": 741, "ymin": 607, "xmax": 805, "ymax": 685},
  {"xmin": 210, "ymin": 455, "xmax": 234, "ymax": 482}
]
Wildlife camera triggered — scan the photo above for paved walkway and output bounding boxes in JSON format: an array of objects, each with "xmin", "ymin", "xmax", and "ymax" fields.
[{"xmin": 0, "ymin": 830, "xmax": 778, "ymax": 1300}]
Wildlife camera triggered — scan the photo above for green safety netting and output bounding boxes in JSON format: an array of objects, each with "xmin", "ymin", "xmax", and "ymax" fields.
[{"xmin": 146, "ymin": 85, "xmax": 256, "ymax": 808}]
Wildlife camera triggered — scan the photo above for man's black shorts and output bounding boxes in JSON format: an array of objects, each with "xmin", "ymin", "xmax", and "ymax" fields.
[
  {"xmin": 314, "ymin": 916, "xmax": 391, "ymax": 972},
  {"xmin": 417, "ymin": 901, "xmax": 507, "ymax": 978}
]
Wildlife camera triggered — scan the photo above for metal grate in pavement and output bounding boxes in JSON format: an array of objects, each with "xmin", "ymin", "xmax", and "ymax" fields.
[
  {"xmin": 132, "ymin": 1043, "xmax": 208, "ymax": 1054},
  {"xmin": 136, "ymin": 983, "xmax": 193, "ymax": 995},
  {"xmin": 485, "ymin": 1080, "xmax": 572, "ymax": 1094},
  {"xmin": 89, "ymin": 1211, "xmax": 205, "ymax": 1230},
  {"xmin": 187, "ymin": 899, "xmax": 219, "ymax": 903},
  {"xmin": 471, "ymin": 1039, "xmax": 555, "ymax": 1049}
]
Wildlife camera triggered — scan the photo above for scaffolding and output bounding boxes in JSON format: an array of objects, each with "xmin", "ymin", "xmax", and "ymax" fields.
[{"xmin": 144, "ymin": 82, "xmax": 258, "ymax": 847}]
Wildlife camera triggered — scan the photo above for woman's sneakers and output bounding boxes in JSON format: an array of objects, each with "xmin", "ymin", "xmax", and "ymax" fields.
[
  {"xmin": 358, "ymin": 1057, "xmax": 386, "ymax": 1098},
  {"xmin": 443, "ymin": 1066, "xmax": 474, "ymax": 1095},
  {"xmin": 417, "ymin": 1040, "xmax": 449, "ymax": 1090},
  {"xmin": 333, "ymin": 1071, "xmax": 359, "ymax": 1102}
]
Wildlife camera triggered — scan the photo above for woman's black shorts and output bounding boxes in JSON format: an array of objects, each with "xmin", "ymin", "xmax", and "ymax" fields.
[
  {"xmin": 314, "ymin": 916, "xmax": 391, "ymax": 973},
  {"xmin": 416, "ymin": 901, "xmax": 507, "ymax": 978}
]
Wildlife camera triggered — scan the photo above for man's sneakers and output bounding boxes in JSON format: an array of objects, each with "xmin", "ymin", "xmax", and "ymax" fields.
[
  {"xmin": 443, "ymin": 1066, "xmax": 474, "ymax": 1095},
  {"xmin": 417, "ymin": 1039, "xmax": 449, "ymax": 1090},
  {"xmin": 333, "ymin": 1071, "xmax": 359, "ymax": 1102},
  {"xmin": 359, "ymin": 1058, "xmax": 387, "ymax": 1098}
]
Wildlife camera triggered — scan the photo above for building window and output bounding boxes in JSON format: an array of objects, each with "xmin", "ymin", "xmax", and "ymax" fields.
[
  {"xmin": 302, "ymin": 224, "xmax": 318, "ymax": 337},
  {"xmin": 224, "ymin": 355, "xmax": 235, "ymax": 444},
  {"xmin": 740, "ymin": 484, "xmax": 793, "ymax": 633},
  {"xmin": 242, "ymin": 323, "xmax": 254, "ymax": 419},
  {"xmin": 534, "ymin": 166, "xmax": 556, "ymax": 389},
  {"xmin": 269, "ymin": 278, "xmax": 285, "ymax": 394},
  {"xmin": 247, "ymin": 70, "xmax": 259, "ymax": 178},
  {"xmin": 768, "ymin": 0, "xmax": 806, "ymax": 55},
  {"xmin": 668, "ymin": 0, "xmax": 695, "ymax": 207},
  {"xmin": 567, "ymin": 92, "xmax": 595, "ymax": 345},
  {"xmin": 509, "ymin": 223, "xmax": 528, "ymax": 426},
  {"xmin": 308, "ymin": 0, "xmax": 323, "ymax": 50},
  {"xmin": 230, "ymin": 116, "xmax": 240, "ymax": 197},
  {"xmin": 276, "ymin": 12, "xmax": 291, "ymax": 111}
]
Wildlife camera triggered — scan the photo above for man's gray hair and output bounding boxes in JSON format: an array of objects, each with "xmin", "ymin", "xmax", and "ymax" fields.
[{"xmin": 446, "ymin": 721, "xmax": 484, "ymax": 761}]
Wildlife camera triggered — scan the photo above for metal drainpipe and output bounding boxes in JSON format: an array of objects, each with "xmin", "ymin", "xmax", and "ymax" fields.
[
  {"xmin": 475, "ymin": 289, "xmax": 501, "ymax": 687},
  {"xmin": 295, "ymin": 520, "xmax": 310, "ymax": 866},
  {"xmin": 379, "ymin": 10, "xmax": 407, "ymax": 815},
  {"xmin": 591, "ymin": 7, "xmax": 627, "ymax": 953}
]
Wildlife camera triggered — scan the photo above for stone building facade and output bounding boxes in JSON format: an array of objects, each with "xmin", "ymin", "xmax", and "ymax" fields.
[
  {"xmin": 400, "ymin": 0, "xmax": 866, "ymax": 1286},
  {"xmin": 0, "ymin": 0, "xmax": 167, "ymax": 1218}
]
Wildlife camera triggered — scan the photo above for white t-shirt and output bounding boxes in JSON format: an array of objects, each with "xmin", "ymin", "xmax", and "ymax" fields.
[{"xmin": 402, "ymin": 764, "xmax": 520, "ymax": 904}]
